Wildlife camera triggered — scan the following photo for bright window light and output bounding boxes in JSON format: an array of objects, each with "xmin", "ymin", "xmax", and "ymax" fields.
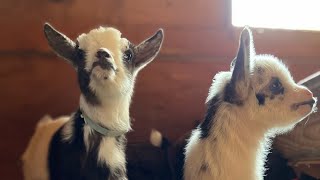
[{"xmin": 232, "ymin": 0, "xmax": 320, "ymax": 31}]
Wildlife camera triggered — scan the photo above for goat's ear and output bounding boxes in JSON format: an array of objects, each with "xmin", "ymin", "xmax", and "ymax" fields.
[
  {"xmin": 225, "ymin": 27, "xmax": 254, "ymax": 104},
  {"xmin": 133, "ymin": 29, "xmax": 164, "ymax": 72},
  {"xmin": 44, "ymin": 23, "xmax": 77, "ymax": 66}
]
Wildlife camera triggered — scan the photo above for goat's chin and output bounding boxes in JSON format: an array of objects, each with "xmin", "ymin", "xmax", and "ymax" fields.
[
  {"xmin": 271, "ymin": 123, "xmax": 296, "ymax": 135},
  {"xmin": 92, "ymin": 69, "xmax": 116, "ymax": 82},
  {"xmin": 296, "ymin": 105, "xmax": 314, "ymax": 118}
]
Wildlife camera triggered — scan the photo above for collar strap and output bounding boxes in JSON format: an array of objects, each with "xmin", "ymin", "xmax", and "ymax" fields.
[{"xmin": 80, "ymin": 112, "xmax": 127, "ymax": 137}]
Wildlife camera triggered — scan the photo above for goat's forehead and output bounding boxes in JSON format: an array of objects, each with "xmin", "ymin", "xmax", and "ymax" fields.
[
  {"xmin": 206, "ymin": 56, "xmax": 295, "ymax": 102},
  {"xmin": 253, "ymin": 55, "xmax": 294, "ymax": 84},
  {"xmin": 77, "ymin": 27, "xmax": 129, "ymax": 52}
]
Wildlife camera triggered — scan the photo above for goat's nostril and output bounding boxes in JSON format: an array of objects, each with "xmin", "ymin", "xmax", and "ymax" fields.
[
  {"xmin": 305, "ymin": 89, "xmax": 313, "ymax": 97},
  {"xmin": 97, "ymin": 49, "xmax": 110, "ymax": 59}
]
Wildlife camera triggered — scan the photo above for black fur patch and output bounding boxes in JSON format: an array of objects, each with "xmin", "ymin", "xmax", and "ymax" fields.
[
  {"xmin": 265, "ymin": 149, "xmax": 297, "ymax": 180},
  {"xmin": 199, "ymin": 96, "xmax": 221, "ymax": 139},
  {"xmin": 76, "ymin": 48, "xmax": 100, "ymax": 105},
  {"xmin": 160, "ymin": 136, "xmax": 171, "ymax": 149},
  {"xmin": 255, "ymin": 77, "xmax": 284, "ymax": 106},
  {"xmin": 174, "ymin": 136, "xmax": 190, "ymax": 180},
  {"xmin": 123, "ymin": 45, "xmax": 135, "ymax": 74},
  {"xmin": 92, "ymin": 59, "xmax": 115, "ymax": 71},
  {"xmin": 269, "ymin": 77, "xmax": 284, "ymax": 95},
  {"xmin": 224, "ymin": 82, "xmax": 243, "ymax": 105},
  {"xmin": 256, "ymin": 93, "xmax": 266, "ymax": 105},
  {"xmin": 48, "ymin": 109, "xmax": 127, "ymax": 179}
]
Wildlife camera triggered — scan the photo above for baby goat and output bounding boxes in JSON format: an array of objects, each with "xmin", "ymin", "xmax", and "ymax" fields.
[
  {"xmin": 152, "ymin": 27, "xmax": 317, "ymax": 180},
  {"xmin": 184, "ymin": 27, "xmax": 317, "ymax": 180},
  {"xmin": 22, "ymin": 23, "xmax": 163, "ymax": 180}
]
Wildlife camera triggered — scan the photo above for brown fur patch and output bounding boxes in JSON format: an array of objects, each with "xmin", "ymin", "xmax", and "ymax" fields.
[{"xmin": 22, "ymin": 116, "xmax": 69, "ymax": 180}]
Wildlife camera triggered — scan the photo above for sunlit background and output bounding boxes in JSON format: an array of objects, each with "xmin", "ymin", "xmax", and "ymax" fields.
[{"xmin": 232, "ymin": 0, "xmax": 320, "ymax": 31}]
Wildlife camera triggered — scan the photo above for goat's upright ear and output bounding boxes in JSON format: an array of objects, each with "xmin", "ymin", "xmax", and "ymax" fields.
[
  {"xmin": 44, "ymin": 23, "xmax": 77, "ymax": 66},
  {"xmin": 225, "ymin": 27, "xmax": 254, "ymax": 104},
  {"xmin": 133, "ymin": 29, "xmax": 164, "ymax": 72}
]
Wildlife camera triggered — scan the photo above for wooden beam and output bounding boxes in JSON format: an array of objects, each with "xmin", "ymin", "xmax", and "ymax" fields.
[{"xmin": 2, "ymin": 0, "xmax": 320, "ymax": 60}]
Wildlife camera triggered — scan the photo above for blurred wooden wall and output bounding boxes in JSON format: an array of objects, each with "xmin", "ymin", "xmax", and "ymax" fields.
[{"xmin": 1, "ymin": 0, "xmax": 320, "ymax": 179}]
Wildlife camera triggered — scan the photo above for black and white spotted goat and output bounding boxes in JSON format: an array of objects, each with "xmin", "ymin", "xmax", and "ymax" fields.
[
  {"xmin": 22, "ymin": 23, "xmax": 163, "ymax": 180},
  {"xmin": 151, "ymin": 27, "xmax": 317, "ymax": 180}
]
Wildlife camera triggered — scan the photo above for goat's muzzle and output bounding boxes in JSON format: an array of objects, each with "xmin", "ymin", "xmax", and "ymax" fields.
[
  {"xmin": 291, "ymin": 97, "xmax": 317, "ymax": 111},
  {"xmin": 93, "ymin": 48, "xmax": 116, "ymax": 71},
  {"xmin": 92, "ymin": 59, "xmax": 116, "ymax": 71}
]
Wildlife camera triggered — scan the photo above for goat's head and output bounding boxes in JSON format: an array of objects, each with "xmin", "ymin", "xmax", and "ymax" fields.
[
  {"xmin": 44, "ymin": 23, "xmax": 163, "ymax": 105},
  {"xmin": 207, "ymin": 27, "xmax": 317, "ymax": 132}
]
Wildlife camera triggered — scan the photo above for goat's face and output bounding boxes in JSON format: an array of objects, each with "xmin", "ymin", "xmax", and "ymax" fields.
[
  {"xmin": 44, "ymin": 23, "xmax": 163, "ymax": 104},
  {"xmin": 250, "ymin": 56, "xmax": 316, "ymax": 129},
  {"xmin": 207, "ymin": 27, "xmax": 317, "ymax": 131}
]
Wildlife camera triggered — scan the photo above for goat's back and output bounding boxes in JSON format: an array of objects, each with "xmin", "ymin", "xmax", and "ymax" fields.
[{"xmin": 22, "ymin": 115, "xmax": 69, "ymax": 180}]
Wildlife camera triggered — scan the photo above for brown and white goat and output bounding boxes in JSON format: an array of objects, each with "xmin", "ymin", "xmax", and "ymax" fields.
[
  {"xmin": 22, "ymin": 23, "xmax": 163, "ymax": 180},
  {"xmin": 151, "ymin": 27, "xmax": 317, "ymax": 180}
]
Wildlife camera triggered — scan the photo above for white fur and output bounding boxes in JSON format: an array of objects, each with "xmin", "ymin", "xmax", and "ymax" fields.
[
  {"xmin": 79, "ymin": 94, "xmax": 131, "ymax": 166},
  {"xmin": 78, "ymin": 27, "xmax": 126, "ymax": 71},
  {"xmin": 78, "ymin": 27, "xmax": 132, "ymax": 146},
  {"xmin": 184, "ymin": 30, "xmax": 317, "ymax": 180},
  {"xmin": 61, "ymin": 118, "xmax": 74, "ymax": 142},
  {"xmin": 98, "ymin": 137, "xmax": 126, "ymax": 168},
  {"xmin": 76, "ymin": 27, "xmax": 138, "ymax": 168},
  {"xmin": 185, "ymin": 102, "xmax": 269, "ymax": 180},
  {"xmin": 22, "ymin": 25, "xmax": 162, "ymax": 180}
]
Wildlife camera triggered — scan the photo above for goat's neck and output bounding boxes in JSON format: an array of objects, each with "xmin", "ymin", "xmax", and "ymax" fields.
[
  {"xmin": 77, "ymin": 94, "xmax": 129, "ymax": 170},
  {"xmin": 205, "ymin": 109, "xmax": 270, "ymax": 180},
  {"xmin": 79, "ymin": 93, "xmax": 131, "ymax": 133}
]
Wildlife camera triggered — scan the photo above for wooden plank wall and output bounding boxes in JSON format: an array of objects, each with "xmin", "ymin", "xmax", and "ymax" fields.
[{"xmin": 1, "ymin": 0, "xmax": 320, "ymax": 179}]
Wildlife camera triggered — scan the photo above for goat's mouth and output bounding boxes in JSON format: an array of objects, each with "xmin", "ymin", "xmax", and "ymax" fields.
[
  {"xmin": 291, "ymin": 97, "xmax": 317, "ymax": 111},
  {"xmin": 90, "ymin": 66, "xmax": 118, "ymax": 81},
  {"xmin": 92, "ymin": 61, "xmax": 116, "ymax": 72},
  {"xmin": 91, "ymin": 61, "xmax": 118, "ymax": 80}
]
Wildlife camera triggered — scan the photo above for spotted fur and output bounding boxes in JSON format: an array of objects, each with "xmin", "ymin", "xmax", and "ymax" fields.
[{"xmin": 183, "ymin": 27, "xmax": 317, "ymax": 180}]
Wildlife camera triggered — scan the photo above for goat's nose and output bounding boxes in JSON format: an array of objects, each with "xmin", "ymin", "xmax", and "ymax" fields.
[
  {"xmin": 96, "ymin": 49, "xmax": 110, "ymax": 59},
  {"xmin": 305, "ymin": 89, "xmax": 313, "ymax": 97},
  {"xmin": 299, "ymin": 85, "xmax": 313, "ymax": 97}
]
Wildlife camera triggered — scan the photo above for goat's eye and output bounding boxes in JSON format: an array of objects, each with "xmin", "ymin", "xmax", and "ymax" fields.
[
  {"xmin": 123, "ymin": 50, "xmax": 133, "ymax": 62},
  {"xmin": 269, "ymin": 78, "xmax": 284, "ymax": 95},
  {"xmin": 272, "ymin": 81, "xmax": 281, "ymax": 89}
]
